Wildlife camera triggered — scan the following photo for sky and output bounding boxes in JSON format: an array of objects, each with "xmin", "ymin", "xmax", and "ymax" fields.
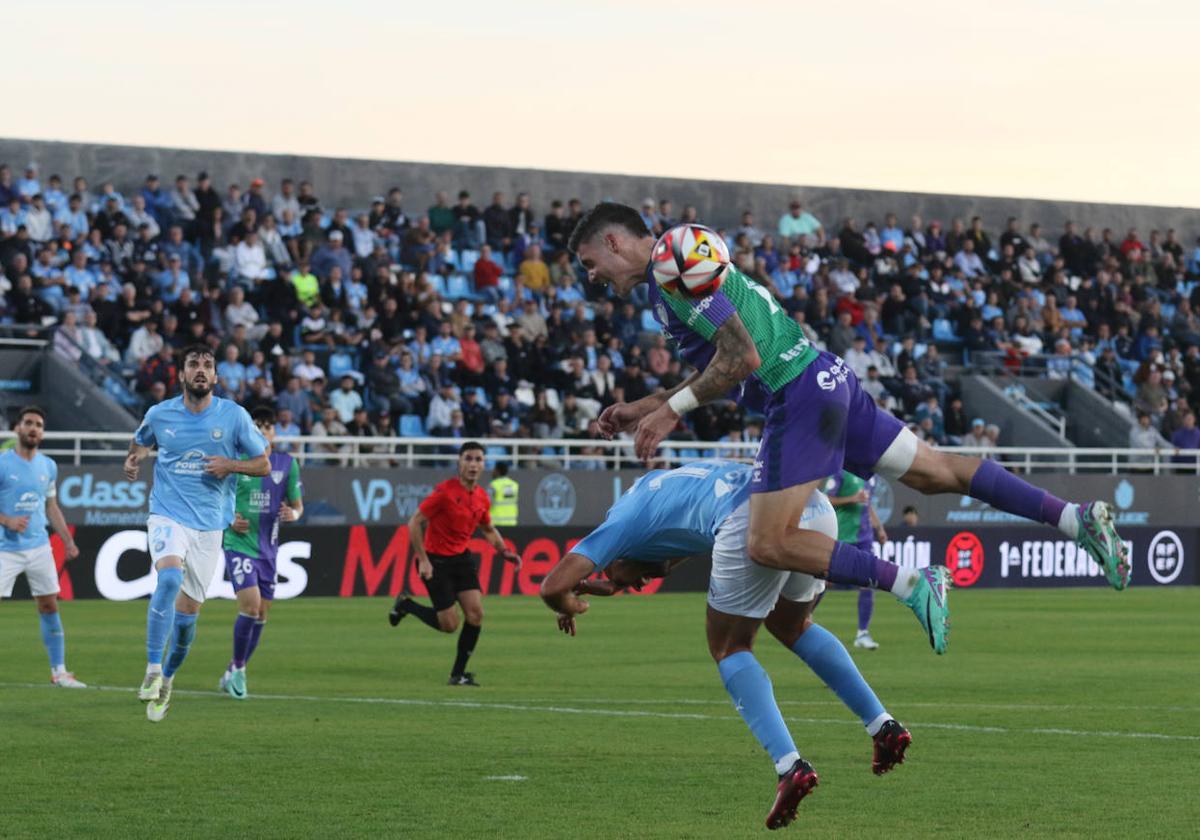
[{"xmin": 4, "ymin": 0, "xmax": 1198, "ymax": 207}]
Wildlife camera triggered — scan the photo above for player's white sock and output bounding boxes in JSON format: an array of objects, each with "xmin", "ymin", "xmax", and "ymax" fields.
[
  {"xmin": 774, "ymin": 751, "xmax": 801, "ymax": 775},
  {"xmin": 52, "ymin": 664, "xmax": 67, "ymax": 676},
  {"xmin": 865, "ymin": 712, "xmax": 893, "ymax": 737},
  {"xmin": 146, "ymin": 663, "xmax": 162, "ymax": 675},
  {"xmin": 1057, "ymin": 504, "xmax": 1081, "ymax": 540},
  {"xmin": 890, "ymin": 568, "xmax": 921, "ymax": 600}
]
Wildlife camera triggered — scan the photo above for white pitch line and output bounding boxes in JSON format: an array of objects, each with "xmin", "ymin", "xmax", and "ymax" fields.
[
  {"xmin": 520, "ymin": 697, "xmax": 1200, "ymax": 714},
  {"xmin": 2, "ymin": 682, "xmax": 1198, "ymax": 743},
  {"xmin": 483, "ymin": 775, "xmax": 528, "ymax": 781}
]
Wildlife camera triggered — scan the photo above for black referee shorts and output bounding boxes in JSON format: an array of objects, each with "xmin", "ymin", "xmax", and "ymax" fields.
[{"xmin": 425, "ymin": 552, "xmax": 481, "ymax": 612}]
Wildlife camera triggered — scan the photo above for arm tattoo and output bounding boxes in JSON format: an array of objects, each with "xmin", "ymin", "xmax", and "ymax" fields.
[{"xmin": 689, "ymin": 316, "xmax": 760, "ymax": 405}]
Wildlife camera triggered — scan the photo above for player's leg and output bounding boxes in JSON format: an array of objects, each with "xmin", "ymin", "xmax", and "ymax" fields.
[
  {"xmin": 243, "ymin": 564, "xmax": 275, "ymax": 667},
  {"xmin": 149, "ymin": 528, "xmax": 219, "ymax": 721},
  {"xmin": 390, "ymin": 558, "xmax": 458, "ymax": 633},
  {"xmin": 707, "ymin": 502, "xmax": 816, "ymax": 830},
  {"xmin": 746, "ymin": 366, "xmax": 925, "ymax": 594},
  {"xmin": 764, "ymin": 595, "xmax": 910, "ymax": 775},
  {"xmin": 882, "ymin": 437, "xmax": 1129, "ymax": 589},
  {"xmin": 247, "ymin": 597, "xmax": 271, "ymax": 664},
  {"xmin": 28, "ymin": 542, "xmax": 86, "ymax": 688},
  {"xmin": 221, "ymin": 557, "xmax": 262, "ymax": 699},
  {"xmin": 448, "ymin": 585, "xmax": 483, "ymax": 686},
  {"xmin": 854, "ymin": 588, "xmax": 878, "ymax": 650},
  {"xmin": 141, "ymin": 516, "xmax": 186, "ymax": 702}
]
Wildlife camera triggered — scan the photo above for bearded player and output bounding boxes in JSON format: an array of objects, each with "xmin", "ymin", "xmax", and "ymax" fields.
[
  {"xmin": 126, "ymin": 345, "xmax": 269, "ymax": 722},
  {"xmin": 218, "ymin": 407, "xmax": 303, "ymax": 699},
  {"xmin": 0, "ymin": 406, "xmax": 86, "ymax": 688},
  {"xmin": 569, "ymin": 204, "xmax": 1128, "ymax": 655}
]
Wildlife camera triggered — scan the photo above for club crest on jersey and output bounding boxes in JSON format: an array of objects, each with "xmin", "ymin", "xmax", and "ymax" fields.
[{"xmin": 211, "ymin": 428, "xmax": 224, "ymax": 440}]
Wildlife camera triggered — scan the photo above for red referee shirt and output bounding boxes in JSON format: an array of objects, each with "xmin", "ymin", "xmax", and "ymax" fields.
[{"xmin": 418, "ymin": 478, "xmax": 492, "ymax": 556}]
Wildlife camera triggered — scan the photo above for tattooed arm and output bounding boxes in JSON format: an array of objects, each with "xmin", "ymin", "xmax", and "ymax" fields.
[
  {"xmin": 687, "ymin": 315, "xmax": 762, "ymax": 404},
  {"xmin": 633, "ymin": 314, "xmax": 761, "ymax": 461}
]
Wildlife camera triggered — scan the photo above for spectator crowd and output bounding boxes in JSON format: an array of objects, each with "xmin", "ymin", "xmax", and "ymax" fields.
[{"xmin": 2, "ymin": 159, "xmax": 1198, "ymax": 460}]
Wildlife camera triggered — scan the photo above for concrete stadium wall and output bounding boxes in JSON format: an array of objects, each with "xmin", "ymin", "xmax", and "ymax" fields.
[{"xmin": 2, "ymin": 137, "xmax": 1199, "ymax": 236}]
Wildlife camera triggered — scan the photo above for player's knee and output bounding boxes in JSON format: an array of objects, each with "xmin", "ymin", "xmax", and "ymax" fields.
[
  {"xmin": 35, "ymin": 597, "xmax": 58, "ymax": 615},
  {"xmin": 767, "ymin": 613, "xmax": 812, "ymax": 649},
  {"xmin": 747, "ymin": 533, "xmax": 787, "ymax": 569},
  {"xmin": 465, "ymin": 605, "xmax": 484, "ymax": 626},
  {"xmin": 711, "ymin": 642, "xmax": 753, "ymax": 663},
  {"xmin": 437, "ymin": 613, "xmax": 459, "ymax": 633}
]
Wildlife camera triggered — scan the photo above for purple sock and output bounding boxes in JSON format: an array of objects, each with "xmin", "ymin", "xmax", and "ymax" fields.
[
  {"xmin": 827, "ymin": 542, "xmax": 899, "ymax": 591},
  {"xmin": 232, "ymin": 613, "xmax": 255, "ymax": 668},
  {"xmin": 857, "ymin": 589, "xmax": 874, "ymax": 632},
  {"xmin": 245, "ymin": 620, "xmax": 265, "ymax": 665},
  {"xmin": 969, "ymin": 459, "xmax": 1067, "ymax": 526}
]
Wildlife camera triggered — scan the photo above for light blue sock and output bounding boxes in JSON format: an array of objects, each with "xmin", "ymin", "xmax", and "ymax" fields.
[
  {"xmin": 164, "ymin": 612, "xmax": 198, "ymax": 678},
  {"xmin": 717, "ymin": 650, "xmax": 800, "ymax": 774},
  {"xmin": 39, "ymin": 611, "xmax": 65, "ymax": 669},
  {"xmin": 791, "ymin": 624, "xmax": 889, "ymax": 734},
  {"xmin": 146, "ymin": 567, "xmax": 183, "ymax": 665}
]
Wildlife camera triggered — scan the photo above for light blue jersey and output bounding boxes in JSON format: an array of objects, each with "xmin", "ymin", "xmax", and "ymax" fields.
[
  {"xmin": 572, "ymin": 460, "xmax": 753, "ymax": 570},
  {"xmin": 134, "ymin": 396, "xmax": 266, "ymax": 532},
  {"xmin": 0, "ymin": 450, "xmax": 57, "ymax": 551}
]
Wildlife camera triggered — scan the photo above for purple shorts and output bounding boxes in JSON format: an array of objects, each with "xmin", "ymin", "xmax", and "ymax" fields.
[
  {"xmin": 751, "ymin": 351, "xmax": 904, "ymax": 493},
  {"xmin": 225, "ymin": 551, "xmax": 277, "ymax": 600}
]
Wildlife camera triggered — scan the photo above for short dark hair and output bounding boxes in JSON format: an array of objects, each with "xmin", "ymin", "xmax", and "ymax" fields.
[
  {"xmin": 180, "ymin": 344, "xmax": 215, "ymax": 365},
  {"xmin": 459, "ymin": 441, "xmax": 484, "ymax": 457},
  {"xmin": 494, "ymin": 462, "xmax": 509, "ymax": 477},
  {"xmin": 251, "ymin": 407, "xmax": 277, "ymax": 426},
  {"xmin": 17, "ymin": 405, "xmax": 46, "ymax": 424},
  {"xmin": 567, "ymin": 202, "xmax": 651, "ymax": 254}
]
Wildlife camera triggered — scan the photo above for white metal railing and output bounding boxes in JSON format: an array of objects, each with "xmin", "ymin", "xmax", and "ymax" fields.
[{"xmin": 3, "ymin": 432, "xmax": 1200, "ymax": 475}]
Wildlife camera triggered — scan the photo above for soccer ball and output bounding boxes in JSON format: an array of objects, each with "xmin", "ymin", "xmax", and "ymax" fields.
[{"xmin": 651, "ymin": 224, "xmax": 730, "ymax": 295}]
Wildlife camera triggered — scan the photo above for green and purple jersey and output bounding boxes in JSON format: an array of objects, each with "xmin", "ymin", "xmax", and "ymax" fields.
[
  {"xmin": 825, "ymin": 470, "xmax": 875, "ymax": 547},
  {"xmin": 222, "ymin": 451, "xmax": 302, "ymax": 560},
  {"xmin": 648, "ymin": 263, "xmax": 819, "ymax": 400}
]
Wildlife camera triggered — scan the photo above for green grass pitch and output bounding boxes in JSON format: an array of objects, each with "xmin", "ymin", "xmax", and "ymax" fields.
[{"xmin": 2, "ymin": 589, "xmax": 1197, "ymax": 839}]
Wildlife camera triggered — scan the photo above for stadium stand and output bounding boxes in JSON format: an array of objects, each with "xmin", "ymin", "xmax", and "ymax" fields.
[{"xmin": 1, "ymin": 159, "xmax": 1198, "ymax": 455}]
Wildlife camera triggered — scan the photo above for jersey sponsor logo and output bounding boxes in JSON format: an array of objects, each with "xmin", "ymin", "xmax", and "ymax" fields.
[
  {"xmin": 814, "ymin": 359, "xmax": 849, "ymax": 391},
  {"xmin": 248, "ymin": 489, "xmax": 274, "ymax": 513},
  {"xmin": 1147, "ymin": 530, "xmax": 1184, "ymax": 584},
  {"xmin": 946, "ymin": 531, "xmax": 984, "ymax": 587},
  {"xmin": 779, "ymin": 338, "xmax": 811, "ymax": 363},
  {"xmin": 173, "ymin": 450, "xmax": 208, "ymax": 476},
  {"xmin": 15, "ymin": 490, "xmax": 40, "ymax": 513},
  {"xmin": 684, "ymin": 297, "xmax": 713, "ymax": 328},
  {"xmin": 536, "ymin": 474, "xmax": 576, "ymax": 526}
]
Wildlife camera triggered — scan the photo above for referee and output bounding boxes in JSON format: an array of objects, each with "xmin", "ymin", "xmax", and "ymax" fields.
[{"xmin": 388, "ymin": 441, "xmax": 521, "ymax": 686}]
